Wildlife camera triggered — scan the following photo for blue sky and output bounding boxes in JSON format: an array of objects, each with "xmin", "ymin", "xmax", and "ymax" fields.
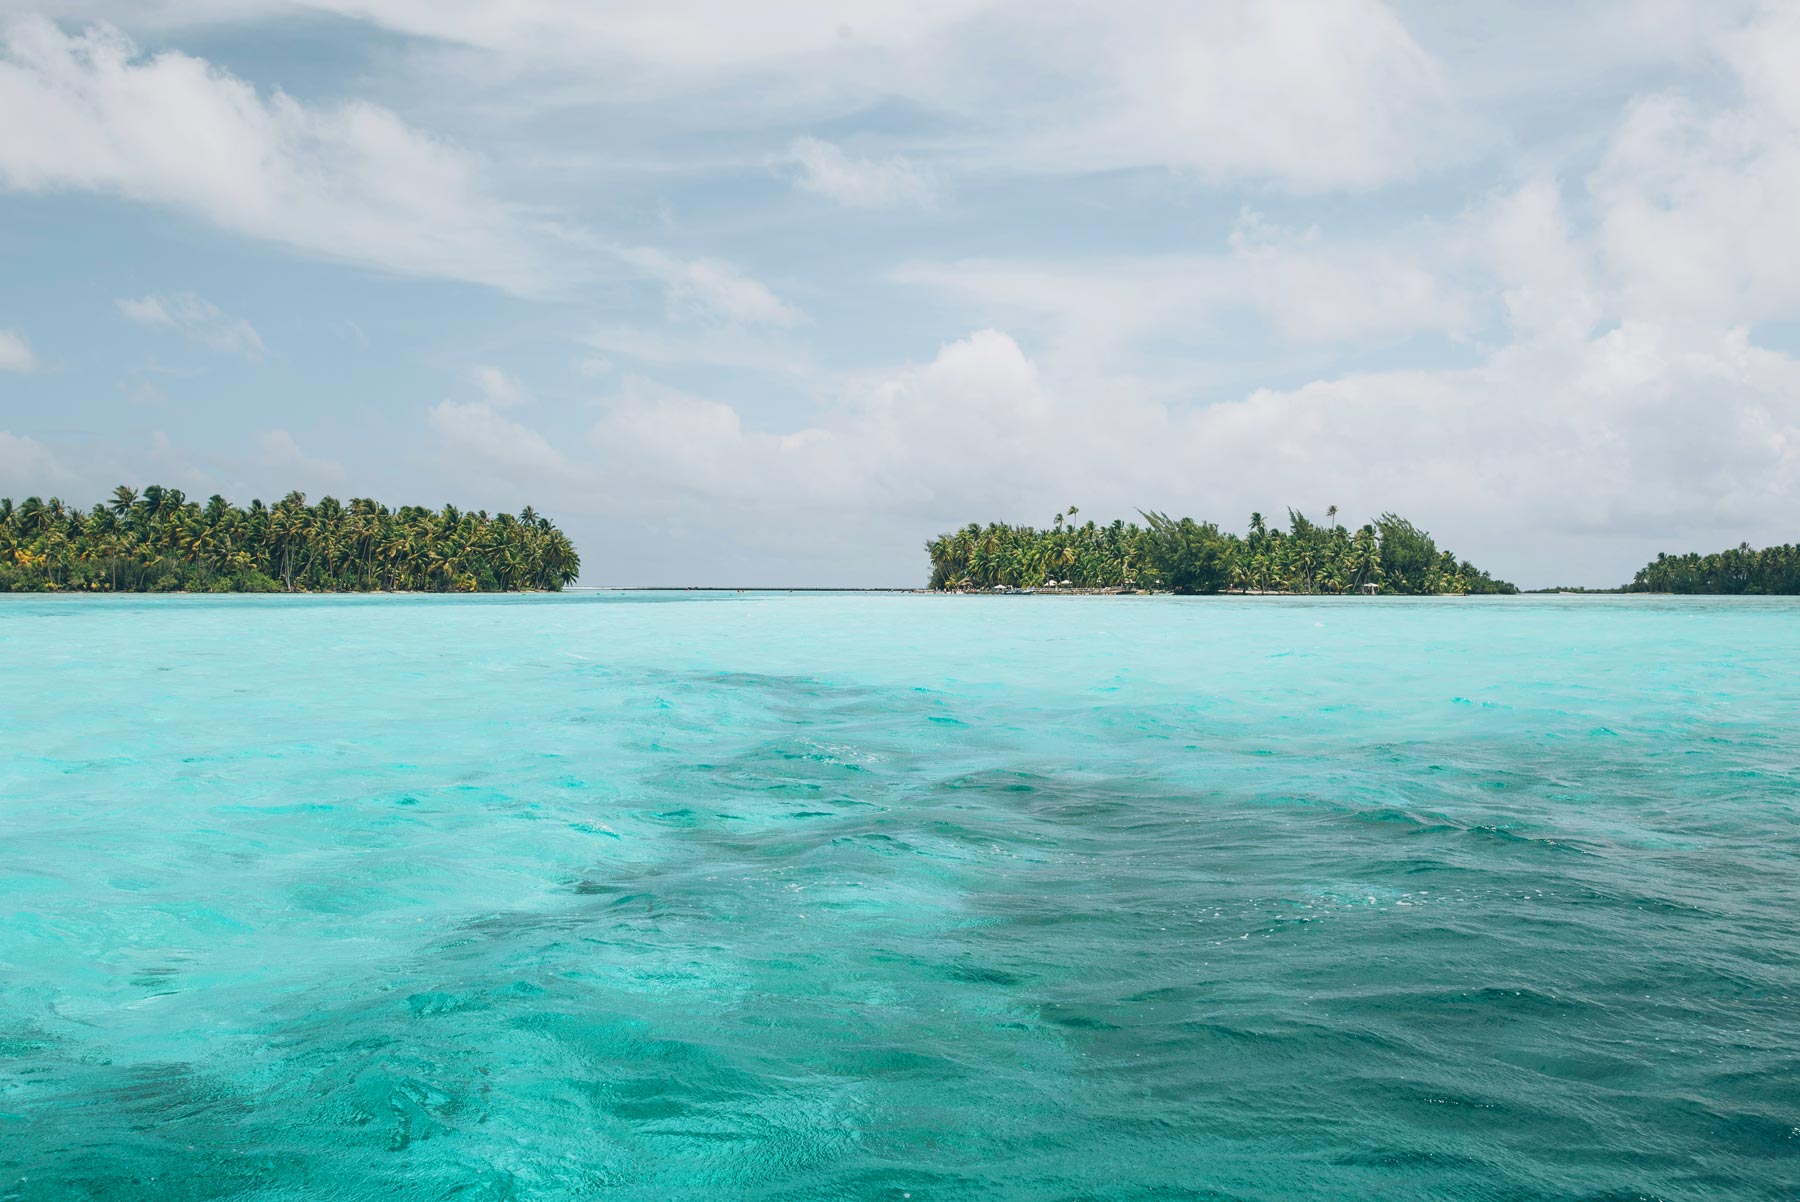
[{"xmin": 3, "ymin": 0, "xmax": 1798, "ymax": 586}]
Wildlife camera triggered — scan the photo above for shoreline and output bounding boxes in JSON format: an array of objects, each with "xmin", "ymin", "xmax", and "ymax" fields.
[
  {"xmin": 0, "ymin": 586, "xmax": 1719, "ymax": 600},
  {"xmin": 925, "ymin": 587, "xmax": 1443, "ymax": 597}
]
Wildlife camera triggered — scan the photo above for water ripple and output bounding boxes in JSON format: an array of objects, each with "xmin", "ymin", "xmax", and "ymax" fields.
[{"xmin": 3, "ymin": 593, "xmax": 1799, "ymax": 1200}]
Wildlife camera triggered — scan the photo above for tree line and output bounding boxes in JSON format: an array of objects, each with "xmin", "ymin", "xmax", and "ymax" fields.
[
  {"xmin": 0, "ymin": 485, "xmax": 580, "ymax": 593},
  {"xmin": 1629, "ymin": 543, "xmax": 1800, "ymax": 594},
  {"xmin": 927, "ymin": 507, "xmax": 1516, "ymax": 595}
]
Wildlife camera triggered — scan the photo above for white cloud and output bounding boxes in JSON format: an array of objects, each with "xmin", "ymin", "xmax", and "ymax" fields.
[
  {"xmin": 115, "ymin": 295, "xmax": 170, "ymax": 325},
  {"xmin": 429, "ymin": 399, "xmax": 572, "ymax": 480},
  {"xmin": 1585, "ymin": 4, "xmax": 1800, "ymax": 329},
  {"xmin": 621, "ymin": 247, "xmax": 802, "ymax": 327},
  {"xmin": 0, "ymin": 328, "xmax": 35, "ymax": 371},
  {"xmin": 13, "ymin": 1, "xmax": 1800, "ymax": 590},
  {"xmin": 994, "ymin": 0, "xmax": 1451, "ymax": 188},
  {"xmin": 673, "ymin": 259, "xmax": 802, "ymax": 327},
  {"xmin": 56, "ymin": 0, "xmax": 1452, "ymax": 191},
  {"xmin": 895, "ymin": 212, "xmax": 1473, "ymax": 362},
  {"xmin": 471, "ymin": 365, "xmax": 527, "ymax": 407},
  {"xmin": 583, "ymin": 323, "xmax": 814, "ymax": 377},
  {"xmin": 1186, "ymin": 324, "xmax": 1800, "ymax": 574},
  {"xmin": 592, "ymin": 328, "xmax": 1047, "ymax": 510},
  {"xmin": 784, "ymin": 137, "xmax": 936, "ymax": 207},
  {"xmin": 1226, "ymin": 213, "xmax": 1473, "ymax": 343},
  {"xmin": 1477, "ymin": 178, "xmax": 1603, "ymax": 344},
  {"xmin": 574, "ymin": 314, "xmax": 1800, "ymax": 585},
  {"xmin": 197, "ymin": 0, "xmax": 991, "ymax": 71},
  {"xmin": 0, "ymin": 17, "xmax": 566, "ymax": 294},
  {"xmin": 117, "ymin": 291, "xmax": 265, "ymax": 357}
]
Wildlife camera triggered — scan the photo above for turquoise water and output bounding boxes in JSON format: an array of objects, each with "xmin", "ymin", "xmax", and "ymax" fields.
[{"xmin": 3, "ymin": 593, "xmax": 1798, "ymax": 1201}]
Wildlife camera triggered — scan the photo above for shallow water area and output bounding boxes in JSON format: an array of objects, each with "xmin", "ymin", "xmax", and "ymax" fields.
[{"xmin": 2, "ymin": 592, "xmax": 1799, "ymax": 1201}]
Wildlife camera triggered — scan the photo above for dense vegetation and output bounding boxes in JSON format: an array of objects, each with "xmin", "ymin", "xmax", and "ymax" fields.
[
  {"xmin": 0, "ymin": 485, "xmax": 580, "ymax": 593},
  {"xmin": 927, "ymin": 507, "xmax": 1515, "ymax": 595},
  {"xmin": 1629, "ymin": 543, "xmax": 1800, "ymax": 594}
]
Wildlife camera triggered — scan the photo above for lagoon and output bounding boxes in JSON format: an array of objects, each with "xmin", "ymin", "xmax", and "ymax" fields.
[{"xmin": 3, "ymin": 593, "xmax": 1798, "ymax": 1200}]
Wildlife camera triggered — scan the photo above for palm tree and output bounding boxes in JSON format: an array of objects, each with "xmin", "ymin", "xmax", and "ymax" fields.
[
  {"xmin": 0, "ymin": 484, "xmax": 583, "ymax": 593},
  {"xmin": 914, "ymin": 506, "xmax": 1515, "ymax": 596}
]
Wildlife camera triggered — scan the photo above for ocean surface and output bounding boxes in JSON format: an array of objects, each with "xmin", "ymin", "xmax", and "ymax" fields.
[{"xmin": 2, "ymin": 592, "xmax": 1798, "ymax": 1202}]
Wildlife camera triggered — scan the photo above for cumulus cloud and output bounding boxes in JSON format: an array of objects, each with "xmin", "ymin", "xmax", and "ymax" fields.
[
  {"xmin": 117, "ymin": 291, "xmax": 265, "ymax": 357},
  {"xmin": 575, "ymin": 320, "xmax": 1800, "ymax": 585},
  {"xmin": 592, "ymin": 329, "xmax": 1047, "ymax": 511},
  {"xmin": 784, "ymin": 137, "xmax": 936, "ymax": 207},
  {"xmin": 0, "ymin": 16, "xmax": 565, "ymax": 294},
  {"xmin": 1195, "ymin": 325, "xmax": 1800, "ymax": 574},
  {"xmin": 0, "ymin": 328, "xmax": 35, "ymax": 371}
]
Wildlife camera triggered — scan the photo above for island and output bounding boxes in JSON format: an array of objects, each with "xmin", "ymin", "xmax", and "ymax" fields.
[
  {"xmin": 930, "ymin": 508, "xmax": 1800, "ymax": 596},
  {"xmin": 1628, "ymin": 544, "xmax": 1800, "ymax": 594},
  {"xmin": 0, "ymin": 485, "xmax": 580, "ymax": 593},
  {"xmin": 1526, "ymin": 544, "xmax": 1800, "ymax": 594},
  {"xmin": 927, "ymin": 507, "xmax": 1516, "ymax": 595}
]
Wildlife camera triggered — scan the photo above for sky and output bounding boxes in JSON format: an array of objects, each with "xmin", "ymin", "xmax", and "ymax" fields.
[{"xmin": 2, "ymin": 1, "xmax": 1799, "ymax": 587}]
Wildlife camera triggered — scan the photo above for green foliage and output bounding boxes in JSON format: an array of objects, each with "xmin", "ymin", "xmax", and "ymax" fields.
[
  {"xmin": 1630, "ymin": 543, "xmax": 1800, "ymax": 594},
  {"xmin": 0, "ymin": 486, "xmax": 580, "ymax": 593},
  {"xmin": 1374, "ymin": 514, "xmax": 1435, "ymax": 593},
  {"xmin": 925, "ymin": 505, "xmax": 1515, "ymax": 595},
  {"xmin": 1140, "ymin": 512, "xmax": 1234, "ymax": 595}
]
